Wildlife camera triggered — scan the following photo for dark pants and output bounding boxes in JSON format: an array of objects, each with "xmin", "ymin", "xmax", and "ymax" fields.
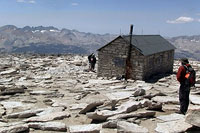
[
  {"xmin": 179, "ymin": 84, "xmax": 190, "ymax": 114},
  {"xmin": 89, "ymin": 62, "xmax": 95, "ymax": 71}
]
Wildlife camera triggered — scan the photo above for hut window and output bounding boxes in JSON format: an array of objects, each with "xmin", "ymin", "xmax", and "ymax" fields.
[
  {"xmin": 149, "ymin": 58, "xmax": 153, "ymax": 68},
  {"xmin": 113, "ymin": 57, "xmax": 125, "ymax": 67},
  {"xmin": 168, "ymin": 52, "xmax": 172, "ymax": 59},
  {"xmin": 135, "ymin": 61, "xmax": 140, "ymax": 66}
]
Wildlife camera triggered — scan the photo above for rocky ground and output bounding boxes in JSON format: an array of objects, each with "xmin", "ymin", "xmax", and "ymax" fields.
[{"xmin": 0, "ymin": 54, "xmax": 200, "ymax": 133}]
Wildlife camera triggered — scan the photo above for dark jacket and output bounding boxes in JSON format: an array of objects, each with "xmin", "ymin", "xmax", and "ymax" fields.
[
  {"xmin": 177, "ymin": 64, "xmax": 191, "ymax": 84},
  {"xmin": 88, "ymin": 54, "xmax": 96, "ymax": 64}
]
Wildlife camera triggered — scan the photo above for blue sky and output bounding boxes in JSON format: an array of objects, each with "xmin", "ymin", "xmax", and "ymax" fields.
[{"xmin": 0, "ymin": 0, "xmax": 200, "ymax": 37}]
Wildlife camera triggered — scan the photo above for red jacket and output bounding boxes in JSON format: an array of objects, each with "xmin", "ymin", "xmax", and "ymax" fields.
[{"xmin": 177, "ymin": 64, "xmax": 191, "ymax": 83}]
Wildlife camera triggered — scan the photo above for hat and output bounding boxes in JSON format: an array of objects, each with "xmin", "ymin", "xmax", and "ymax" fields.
[{"xmin": 181, "ymin": 58, "xmax": 189, "ymax": 64}]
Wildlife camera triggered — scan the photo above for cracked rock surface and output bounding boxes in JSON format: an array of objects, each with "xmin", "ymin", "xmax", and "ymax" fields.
[{"xmin": 0, "ymin": 54, "xmax": 200, "ymax": 132}]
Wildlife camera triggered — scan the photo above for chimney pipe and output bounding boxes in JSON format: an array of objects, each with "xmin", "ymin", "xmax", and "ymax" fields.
[
  {"xmin": 130, "ymin": 24, "xmax": 133, "ymax": 35},
  {"xmin": 125, "ymin": 24, "xmax": 134, "ymax": 80}
]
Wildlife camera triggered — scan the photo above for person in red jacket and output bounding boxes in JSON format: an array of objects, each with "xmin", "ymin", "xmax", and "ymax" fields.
[{"xmin": 176, "ymin": 58, "xmax": 191, "ymax": 115}]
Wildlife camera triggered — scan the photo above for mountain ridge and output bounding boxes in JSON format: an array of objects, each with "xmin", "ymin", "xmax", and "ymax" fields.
[{"xmin": 0, "ymin": 25, "xmax": 199, "ymax": 60}]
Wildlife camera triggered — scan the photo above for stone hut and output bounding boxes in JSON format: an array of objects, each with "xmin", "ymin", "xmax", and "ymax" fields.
[{"xmin": 97, "ymin": 35, "xmax": 176, "ymax": 80}]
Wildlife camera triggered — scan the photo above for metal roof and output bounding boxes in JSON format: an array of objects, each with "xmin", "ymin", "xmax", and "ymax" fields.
[{"xmin": 122, "ymin": 35, "xmax": 176, "ymax": 56}]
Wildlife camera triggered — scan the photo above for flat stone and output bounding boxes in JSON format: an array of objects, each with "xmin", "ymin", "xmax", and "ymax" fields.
[
  {"xmin": 51, "ymin": 100, "xmax": 69, "ymax": 108},
  {"xmin": 28, "ymin": 122, "xmax": 67, "ymax": 131},
  {"xmin": 24, "ymin": 111, "xmax": 70, "ymax": 122},
  {"xmin": 109, "ymin": 85, "xmax": 126, "ymax": 90},
  {"xmin": 0, "ymin": 69, "xmax": 17, "ymax": 75},
  {"xmin": 152, "ymin": 96, "xmax": 179, "ymax": 104},
  {"xmin": 132, "ymin": 88, "xmax": 146, "ymax": 97},
  {"xmin": 162, "ymin": 104, "xmax": 179, "ymax": 112},
  {"xmin": 106, "ymin": 92, "xmax": 132, "ymax": 101},
  {"xmin": 87, "ymin": 110, "xmax": 116, "ymax": 121},
  {"xmin": 0, "ymin": 124, "xmax": 29, "ymax": 133},
  {"xmin": 79, "ymin": 101, "xmax": 104, "ymax": 114},
  {"xmin": 102, "ymin": 120, "xmax": 118, "ymax": 128},
  {"xmin": 88, "ymin": 79, "xmax": 121, "ymax": 85},
  {"xmin": 87, "ymin": 100, "xmax": 142, "ymax": 121},
  {"xmin": 190, "ymin": 95, "xmax": 200, "ymax": 105},
  {"xmin": 156, "ymin": 82, "xmax": 169, "ymax": 87},
  {"xmin": 0, "ymin": 122, "xmax": 7, "ymax": 127},
  {"xmin": 34, "ymin": 74, "xmax": 52, "ymax": 80},
  {"xmin": 70, "ymin": 103, "xmax": 88, "ymax": 110},
  {"xmin": 0, "ymin": 101, "xmax": 33, "ymax": 109},
  {"xmin": 108, "ymin": 110, "xmax": 156, "ymax": 120},
  {"xmin": 186, "ymin": 110, "xmax": 200, "ymax": 127},
  {"xmin": 155, "ymin": 119, "xmax": 192, "ymax": 133},
  {"xmin": 0, "ymin": 86, "xmax": 26, "ymax": 95},
  {"xmin": 0, "ymin": 78, "xmax": 13, "ymax": 84},
  {"xmin": 117, "ymin": 121, "xmax": 148, "ymax": 133},
  {"xmin": 6, "ymin": 108, "xmax": 44, "ymax": 118},
  {"xmin": 158, "ymin": 78, "xmax": 168, "ymax": 82},
  {"xmin": 157, "ymin": 113, "xmax": 184, "ymax": 122},
  {"xmin": 36, "ymin": 107, "xmax": 65, "ymax": 116},
  {"xmin": 0, "ymin": 105, "xmax": 5, "ymax": 117},
  {"xmin": 147, "ymin": 102, "xmax": 162, "ymax": 111},
  {"xmin": 30, "ymin": 90, "xmax": 56, "ymax": 95},
  {"xmin": 195, "ymin": 84, "xmax": 200, "ymax": 88},
  {"xmin": 69, "ymin": 124, "xmax": 102, "ymax": 133}
]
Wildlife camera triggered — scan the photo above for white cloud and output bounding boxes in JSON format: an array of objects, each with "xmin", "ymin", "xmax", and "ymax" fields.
[
  {"xmin": 71, "ymin": 3, "xmax": 79, "ymax": 6},
  {"xmin": 198, "ymin": 19, "xmax": 200, "ymax": 22},
  {"xmin": 17, "ymin": 0, "xmax": 26, "ymax": 3},
  {"xmin": 167, "ymin": 16, "xmax": 194, "ymax": 24},
  {"xmin": 29, "ymin": 0, "xmax": 36, "ymax": 4},
  {"xmin": 16, "ymin": 0, "xmax": 36, "ymax": 4}
]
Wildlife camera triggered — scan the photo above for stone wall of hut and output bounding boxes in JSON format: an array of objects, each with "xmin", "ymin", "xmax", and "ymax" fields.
[
  {"xmin": 143, "ymin": 50, "xmax": 174, "ymax": 80},
  {"xmin": 98, "ymin": 37, "xmax": 174, "ymax": 80},
  {"xmin": 97, "ymin": 37, "xmax": 129, "ymax": 78}
]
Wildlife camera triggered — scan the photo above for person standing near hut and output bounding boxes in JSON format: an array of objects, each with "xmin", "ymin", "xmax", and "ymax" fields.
[
  {"xmin": 176, "ymin": 58, "xmax": 194, "ymax": 115},
  {"xmin": 88, "ymin": 53, "xmax": 96, "ymax": 72}
]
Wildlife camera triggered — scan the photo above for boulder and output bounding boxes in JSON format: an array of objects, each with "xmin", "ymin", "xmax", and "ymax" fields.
[
  {"xmin": 117, "ymin": 121, "xmax": 148, "ymax": 133},
  {"xmin": 28, "ymin": 122, "xmax": 67, "ymax": 131}
]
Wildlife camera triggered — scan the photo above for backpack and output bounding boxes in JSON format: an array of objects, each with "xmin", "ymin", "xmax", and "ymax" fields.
[{"xmin": 183, "ymin": 65, "xmax": 196, "ymax": 87}]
